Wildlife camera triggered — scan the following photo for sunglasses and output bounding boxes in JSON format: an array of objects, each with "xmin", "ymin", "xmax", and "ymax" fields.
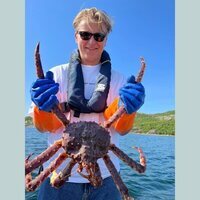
[{"xmin": 78, "ymin": 31, "xmax": 106, "ymax": 42}]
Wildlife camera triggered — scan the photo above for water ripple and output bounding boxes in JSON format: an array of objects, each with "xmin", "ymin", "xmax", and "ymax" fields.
[{"xmin": 25, "ymin": 128, "xmax": 175, "ymax": 200}]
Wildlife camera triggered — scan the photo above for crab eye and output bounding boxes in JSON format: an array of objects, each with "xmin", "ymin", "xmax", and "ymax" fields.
[
  {"xmin": 66, "ymin": 140, "xmax": 82, "ymax": 153},
  {"xmin": 67, "ymin": 142, "xmax": 75, "ymax": 150},
  {"xmin": 75, "ymin": 142, "xmax": 82, "ymax": 150}
]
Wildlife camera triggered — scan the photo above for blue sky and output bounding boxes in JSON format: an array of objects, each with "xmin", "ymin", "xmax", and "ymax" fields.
[{"xmin": 25, "ymin": 0, "xmax": 174, "ymax": 115}]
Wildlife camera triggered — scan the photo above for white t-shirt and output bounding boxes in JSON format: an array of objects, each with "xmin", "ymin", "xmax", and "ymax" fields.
[{"xmin": 29, "ymin": 63, "xmax": 127, "ymax": 183}]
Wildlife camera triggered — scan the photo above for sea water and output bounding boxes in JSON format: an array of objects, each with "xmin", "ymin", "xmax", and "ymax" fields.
[{"xmin": 25, "ymin": 127, "xmax": 175, "ymax": 200}]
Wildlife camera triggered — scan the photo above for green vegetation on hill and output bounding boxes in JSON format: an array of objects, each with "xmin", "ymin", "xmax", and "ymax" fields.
[
  {"xmin": 132, "ymin": 110, "xmax": 175, "ymax": 135},
  {"xmin": 25, "ymin": 116, "xmax": 33, "ymax": 126},
  {"xmin": 25, "ymin": 110, "xmax": 175, "ymax": 135}
]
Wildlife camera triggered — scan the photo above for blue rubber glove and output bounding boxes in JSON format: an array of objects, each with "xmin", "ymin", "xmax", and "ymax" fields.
[
  {"xmin": 119, "ymin": 75, "xmax": 145, "ymax": 114},
  {"xmin": 31, "ymin": 71, "xmax": 59, "ymax": 112}
]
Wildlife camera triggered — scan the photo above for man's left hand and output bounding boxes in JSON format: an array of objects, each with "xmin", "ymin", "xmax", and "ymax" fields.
[{"xmin": 119, "ymin": 75, "xmax": 145, "ymax": 114}]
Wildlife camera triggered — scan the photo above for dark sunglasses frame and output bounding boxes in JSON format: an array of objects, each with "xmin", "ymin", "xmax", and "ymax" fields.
[{"xmin": 78, "ymin": 31, "xmax": 106, "ymax": 42}]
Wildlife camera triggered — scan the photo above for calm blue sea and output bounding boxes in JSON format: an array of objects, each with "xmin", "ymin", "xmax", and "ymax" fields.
[{"xmin": 25, "ymin": 127, "xmax": 175, "ymax": 200}]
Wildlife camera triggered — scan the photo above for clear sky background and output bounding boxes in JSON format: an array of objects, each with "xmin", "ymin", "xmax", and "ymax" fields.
[{"xmin": 25, "ymin": 0, "xmax": 174, "ymax": 115}]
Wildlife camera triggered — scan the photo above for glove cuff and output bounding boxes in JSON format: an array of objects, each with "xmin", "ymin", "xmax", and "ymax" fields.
[{"xmin": 33, "ymin": 106, "xmax": 63, "ymax": 133}]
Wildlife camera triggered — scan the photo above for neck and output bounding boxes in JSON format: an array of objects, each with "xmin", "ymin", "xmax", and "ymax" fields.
[{"xmin": 81, "ymin": 59, "xmax": 101, "ymax": 66}]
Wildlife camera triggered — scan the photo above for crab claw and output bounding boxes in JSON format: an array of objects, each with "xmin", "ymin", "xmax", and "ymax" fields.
[
  {"xmin": 50, "ymin": 171, "xmax": 58, "ymax": 185},
  {"xmin": 132, "ymin": 146, "xmax": 146, "ymax": 167}
]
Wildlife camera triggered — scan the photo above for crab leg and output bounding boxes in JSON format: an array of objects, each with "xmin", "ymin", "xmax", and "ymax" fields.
[
  {"xmin": 109, "ymin": 144, "xmax": 146, "ymax": 173},
  {"xmin": 25, "ymin": 156, "xmax": 32, "ymax": 187},
  {"xmin": 25, "ymin": 139, "xmax": 62, "ymax": 175},
  {"xmin": 103, "ymin": 155, "xmax": 132, "ymax": 200},
  {"xmin": 26, "ymin": 152, "xmax": 68, "ymax": 191},
  {"xmin": 86, "ymin": 162, "xmax": 103, "ymax": 187},
  {"xmin": 104, "ymin": 58, "xmax": 146, "ymax": 129},
  {"xmin": 51, "ymin": 159, "xmax": 76, "ymax": 188},
  {"xmin": 35, "ymin": 43, "xmax": 70, "ymax": 127}
]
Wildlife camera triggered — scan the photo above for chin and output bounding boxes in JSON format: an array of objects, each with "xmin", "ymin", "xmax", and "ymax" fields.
[{"xmin": 83, "ymin": 56, "xmax": 100, "ymax": 65}]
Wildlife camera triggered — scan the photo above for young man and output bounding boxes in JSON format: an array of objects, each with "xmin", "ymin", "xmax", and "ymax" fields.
[{"xmin": 30, "ymin": 7, "xmax": 145, "ymax": 200}]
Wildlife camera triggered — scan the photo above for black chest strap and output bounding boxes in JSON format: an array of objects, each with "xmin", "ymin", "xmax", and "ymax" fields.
[{"xmin": 66, "ymin": 50, "xmax": 112, "ymax": 117}]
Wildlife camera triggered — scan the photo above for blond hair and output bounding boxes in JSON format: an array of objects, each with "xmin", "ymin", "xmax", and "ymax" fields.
[{"xmin": 73, "ymin": 7, "xmax": 113, "ymax": 34}]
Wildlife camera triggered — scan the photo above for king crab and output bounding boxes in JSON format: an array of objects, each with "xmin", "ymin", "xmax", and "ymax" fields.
[{"xmin": 25, "ymin": 43, "xmax": 147, "ymax": 200}]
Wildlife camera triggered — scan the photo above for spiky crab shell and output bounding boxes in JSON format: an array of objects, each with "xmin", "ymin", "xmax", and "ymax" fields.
[{"xmin": 62, "ymin": 121, "xmax": 110, "ymax": 163}]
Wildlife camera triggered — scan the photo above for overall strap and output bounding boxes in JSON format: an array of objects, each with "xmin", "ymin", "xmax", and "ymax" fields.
[{"xmin": 67, "ymin": 50, "xmax": 111, "ymax": 117}]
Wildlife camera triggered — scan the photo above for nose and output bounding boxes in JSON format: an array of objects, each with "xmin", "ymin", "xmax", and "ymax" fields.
[{"xmin": 87, "ymin": 35, "xmax": 97, "ymax": 45}]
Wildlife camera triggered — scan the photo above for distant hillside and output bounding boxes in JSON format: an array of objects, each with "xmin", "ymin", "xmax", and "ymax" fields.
[
  {"xmin": 25, "ymin": 110, "xmax": 175, "ymax": 135},
  {"xmin": 132, "ymin": 110, "xmax": 175, "ymax": 135},
  {"xmin": 25, "ymin": 116, "xmax": 33, "ymax": 127}
]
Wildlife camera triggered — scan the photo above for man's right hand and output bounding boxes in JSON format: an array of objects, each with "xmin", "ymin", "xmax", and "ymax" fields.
[{"xmin": 31, "ymin": 71, "xmax": 59, "ymax": 112}]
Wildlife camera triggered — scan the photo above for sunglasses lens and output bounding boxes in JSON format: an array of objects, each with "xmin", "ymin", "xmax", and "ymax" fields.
[
  {"xmin": 78, "ymin": 31, "xmax": 106, "ymax": 42},
  {"xmin": 79, "ymin": 32, "xmax": 92, "ymax": 40},
  {"xmin": 94, "ymin": 33, "xmax": 105, "ymax": 42}
]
